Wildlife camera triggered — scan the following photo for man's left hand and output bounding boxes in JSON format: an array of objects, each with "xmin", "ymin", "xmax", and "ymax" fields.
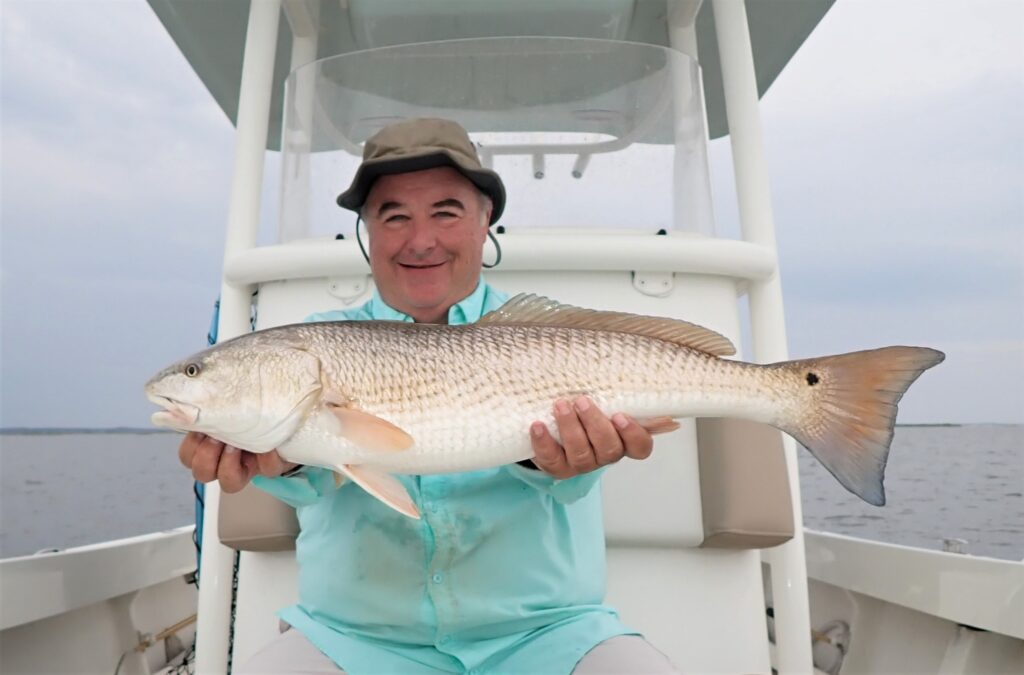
[{"xmin": 528, "ymin": 396, "xmax": 654, "ymax": 479}]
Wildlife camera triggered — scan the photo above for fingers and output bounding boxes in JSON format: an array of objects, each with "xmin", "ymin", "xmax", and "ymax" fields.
[
  {"xmin": 178, "ymin": 432, "xmax": 268, "ymax": 493},
  {"xmin": 613, "ymin": 414, "xmax": 655, "ymax": 460},
  {"xmin": 571, "ymin": 397, "xmax": 625, "ymax": 467},
  {"xmin": 529, "ymin": 421, "xmax": 575, "ymax": 479},
  {"xmin": 527, "ymin": 398, "xmax": 657, "ymax": 479},
  {"xmin": 177, "ymin": 431, "xmax": 207, "ymax": 469},
  {"xmin": 552, "ymin": 399, "xmax": 601, "ymax": 474},
  {"xmin": 536, "ymin": 397, "xmax": 624, "ymax": 476},
  {"xmin": 217, "ymin": 445, "xmax": 254, "ymax": 493},
  {"xmin": 187, "ymin": 434, "xmax": 226, "ymax": 483}
]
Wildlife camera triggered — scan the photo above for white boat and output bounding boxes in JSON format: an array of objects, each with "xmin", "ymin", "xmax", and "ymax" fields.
[{"xmin": 2, "ymin": 2, "xmax": 1021, "ymax": 673}]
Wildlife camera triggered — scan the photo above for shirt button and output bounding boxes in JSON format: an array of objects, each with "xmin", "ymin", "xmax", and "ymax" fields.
[
  {"xmin": 439, "ymin": 635, "xmax": 451, "ymax": 645},
  {"xmin": 429, "ymin": 502, "xmax": 439, "ymax": 513},
  {"xmin": 432, "ymin": 573, "xmax": 444, "ymax": 584}
]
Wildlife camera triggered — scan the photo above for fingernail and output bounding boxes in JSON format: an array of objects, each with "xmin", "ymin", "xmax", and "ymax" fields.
[
  {"xmin": 613, "ymin": 414, "xmax": 629, "ymax": 430},
  {"xmin": 555, "ymin": 400, "xmax": 571, "ymax": 416},
  {"xmin": 574, "ymin": 397, "xmax": 590, "ymax": 413},
  {"xmin": 224, "ymin": 445, "xmax": 239, "ymax": 454},
  {"xmin": 531, "ymin": 423, "xmax": 545, "ymax": 438}
]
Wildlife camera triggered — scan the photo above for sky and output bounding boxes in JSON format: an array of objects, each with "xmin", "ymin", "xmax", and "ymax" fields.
[{"xmin": 1, "ymin": 0, "xmax": 1022, "ymax": 428}]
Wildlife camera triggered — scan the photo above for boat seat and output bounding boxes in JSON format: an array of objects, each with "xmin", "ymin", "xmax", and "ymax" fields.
[{"xmin": 219, "ymin": 417, "xmax": 794, "ymax": 551}]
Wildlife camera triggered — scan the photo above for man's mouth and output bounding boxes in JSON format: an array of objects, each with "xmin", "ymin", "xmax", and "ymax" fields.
[{"xmin": 399, "ymin": 261, "xmax": 446, "ymax": 270}]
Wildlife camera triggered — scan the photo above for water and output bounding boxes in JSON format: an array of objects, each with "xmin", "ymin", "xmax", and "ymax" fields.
[
  {"xmin": 1, "ymin": 426, "xmax": 1021, "ymax": 560},
  {"xmin": 798, "ymin": 424, "xmax": 1023, "ymax": 560},
  {"xmin": 0, "ymin": 431, "xmax": 194, "ymax": 558}
]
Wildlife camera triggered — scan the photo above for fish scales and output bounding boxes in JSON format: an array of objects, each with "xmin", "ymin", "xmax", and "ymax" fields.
[{"xmin": 281, "ymin": 320, "xmax": 764, "ymax": 474}]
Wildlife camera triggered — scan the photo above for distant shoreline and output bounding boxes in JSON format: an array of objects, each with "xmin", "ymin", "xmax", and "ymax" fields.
[
  {"xmin": 3, "ymin": 423, "xmax": 1021, "ymax": 436},
  {"xmin": 896, "ymin": 423, "xmax": 963, "ymax": 428}
]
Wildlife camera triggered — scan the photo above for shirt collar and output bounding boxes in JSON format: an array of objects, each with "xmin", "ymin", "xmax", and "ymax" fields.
[{"xmin": 367, "ymin": 278, "xmax": 491, "ymax": 325}]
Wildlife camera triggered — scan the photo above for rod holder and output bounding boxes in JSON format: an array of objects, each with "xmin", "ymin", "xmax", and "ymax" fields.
[
  {"xmin": 571, "ymin": 154, "xmax": 591, "ymax": 179},
  {"xmin": 532, "ymin": 153, "xmax": 545, "ymax": 179}
]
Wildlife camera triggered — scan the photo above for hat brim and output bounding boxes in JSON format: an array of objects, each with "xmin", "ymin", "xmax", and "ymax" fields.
[{"xmin": 336, "ymin": 151, "xmax": 506, "ymax": 224}]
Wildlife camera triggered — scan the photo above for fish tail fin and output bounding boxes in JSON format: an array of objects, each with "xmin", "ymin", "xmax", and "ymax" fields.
[{"xmin": 780, "ymin": 346, "xmax": 944, "ymax": 506}]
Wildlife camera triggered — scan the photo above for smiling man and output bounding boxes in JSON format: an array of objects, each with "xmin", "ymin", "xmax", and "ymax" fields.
[
  {"xmin": 179, "ymin": 118, "xmax": 678, "ymax": 674},
  {"xmin": 362, "ymin": 168, "xmax": 492, "ymax": 325}
]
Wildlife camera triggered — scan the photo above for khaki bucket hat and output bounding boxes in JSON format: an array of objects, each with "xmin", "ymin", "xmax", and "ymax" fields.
[{"xmin": 336, "ymin": 118, "xmax": 506, "ymax": 224}]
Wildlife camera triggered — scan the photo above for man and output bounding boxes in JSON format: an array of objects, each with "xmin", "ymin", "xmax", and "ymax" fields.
[{"xmin": 180, "ymin": 118, "xmax": 678, "ymax": 674}]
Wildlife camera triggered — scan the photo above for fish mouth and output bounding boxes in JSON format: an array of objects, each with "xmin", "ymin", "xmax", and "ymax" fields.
[{"xmin": 147, "ymin": 393, "xmax": 200, "ymax": 430}]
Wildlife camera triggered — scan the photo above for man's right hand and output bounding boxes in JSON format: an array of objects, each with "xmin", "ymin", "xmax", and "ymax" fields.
[{"xmin": 178, "ymin": 432, "xmax": 298, "ymax": 493}]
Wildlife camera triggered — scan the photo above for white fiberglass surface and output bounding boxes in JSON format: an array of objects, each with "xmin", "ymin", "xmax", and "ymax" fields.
[{"xmin": 277, "ymin": 37, "xmax": 715, "ymax": 242}]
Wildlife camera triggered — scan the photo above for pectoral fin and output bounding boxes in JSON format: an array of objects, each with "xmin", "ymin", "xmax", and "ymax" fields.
[
  {"xmin": 334, "ymin": 464, "xmax": 420, "ymax": 519},
  {"xmin": 314, "ymin": 403, "xmax": 414, "ymax": 453}
]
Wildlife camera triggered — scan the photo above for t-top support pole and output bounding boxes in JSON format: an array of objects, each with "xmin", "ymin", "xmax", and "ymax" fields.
[
  {"xmin": 196, "ymin": 1, "xmax": 282, "ymax": 672},
  {"xmin": 712, "ymin": 1, "xmax": 814, "ymax": 672}
]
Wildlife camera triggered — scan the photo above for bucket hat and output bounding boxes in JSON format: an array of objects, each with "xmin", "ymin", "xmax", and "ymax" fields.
[{"xmin": 336, "ymin": 118, "xmax": 506, "ymax": 224}]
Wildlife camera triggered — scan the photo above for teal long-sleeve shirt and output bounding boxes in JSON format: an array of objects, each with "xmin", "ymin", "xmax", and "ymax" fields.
[{"xmin": 252, "ymin": 280, "xmax": 633, "ymax": 674}]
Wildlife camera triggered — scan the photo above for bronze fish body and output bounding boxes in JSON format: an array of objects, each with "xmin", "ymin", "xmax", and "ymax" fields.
[{"xmin": 146, "ymin": 294, "xmax": 944, "ymax": 518}]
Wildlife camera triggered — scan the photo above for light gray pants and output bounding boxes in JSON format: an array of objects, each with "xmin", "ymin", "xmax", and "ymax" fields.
[{"xmin": 237, "ymin": 628, "xmax": 680, "ymax": 674}]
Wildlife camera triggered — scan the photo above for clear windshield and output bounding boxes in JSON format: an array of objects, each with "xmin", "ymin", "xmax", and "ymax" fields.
[{"xmin": 278, "ymin": 37, "xmax": 715, "ymax": 241}]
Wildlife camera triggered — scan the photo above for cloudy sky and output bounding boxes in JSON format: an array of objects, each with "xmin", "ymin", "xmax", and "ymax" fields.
[{"xmin": 1, "ymin": 0, "xmax": 1021, "ymax": 428}]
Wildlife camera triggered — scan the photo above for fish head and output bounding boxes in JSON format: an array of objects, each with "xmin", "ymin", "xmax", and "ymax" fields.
[{"xmin": 145, "ymin": 335, "xmax": 323, "ymax": 452}]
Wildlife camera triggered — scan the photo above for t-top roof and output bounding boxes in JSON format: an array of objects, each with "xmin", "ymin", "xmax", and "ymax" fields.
[{"xmin": 146, "ymin": 0, "xmax": 834, "ymax": 149}]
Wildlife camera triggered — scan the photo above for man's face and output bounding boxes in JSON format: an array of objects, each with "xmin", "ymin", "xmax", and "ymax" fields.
[{"xmin": 363, "ymin": 166, "xmax": 491, "ymax": 323}]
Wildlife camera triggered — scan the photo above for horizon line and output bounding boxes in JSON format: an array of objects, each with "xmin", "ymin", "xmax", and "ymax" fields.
[{"xmin": 4, "ymin": 422, "xmax": 1023, "ymax": 436}]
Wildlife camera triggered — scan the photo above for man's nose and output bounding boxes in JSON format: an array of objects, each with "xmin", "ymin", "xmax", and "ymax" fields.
[{"xmin": 405, "ymin": 218, "xmax": 438, "ymax": 253}]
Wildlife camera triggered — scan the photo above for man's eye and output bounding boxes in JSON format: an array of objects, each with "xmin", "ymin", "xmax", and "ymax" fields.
[
  {"xmin": 433, "ymin": 211, "xmax": 458, "ymax": 219},
  {"xmin": 384, "ymin": 215, "xmax": 409, "ymax": 224}
]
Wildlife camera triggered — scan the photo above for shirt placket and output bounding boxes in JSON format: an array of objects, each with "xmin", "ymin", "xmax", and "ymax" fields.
[{"xmin": 419, "ymin": 475, "xmax": 464, "ymax": 657}]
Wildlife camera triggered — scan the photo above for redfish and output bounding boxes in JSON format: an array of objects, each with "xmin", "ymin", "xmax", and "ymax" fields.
[{"xmin": 146, "ymin": 294, "xmax": 943, "ymax": 518}]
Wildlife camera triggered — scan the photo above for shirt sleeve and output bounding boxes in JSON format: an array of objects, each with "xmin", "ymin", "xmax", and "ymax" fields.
[
  {"xmin": 502, "ymin": 463, "xmax": 606, "ymax": 505},
  {"xmin": 251, "ymin": 467, "xmax": 338, "ymax": 508}
]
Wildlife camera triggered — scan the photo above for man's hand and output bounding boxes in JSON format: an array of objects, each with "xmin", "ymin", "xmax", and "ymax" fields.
[
  {"xmin": 178, "ymin": 431, "xmax": 298, "ymax": 493},
  {"xmin": 528, "ymin": 396, "xmax": 654, "ymax": 479}
]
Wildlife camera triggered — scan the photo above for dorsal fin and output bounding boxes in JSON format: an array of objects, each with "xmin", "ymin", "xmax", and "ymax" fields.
[{"xmin": 479, "ymin": 294, "xmax": 736, "ymax": 357}]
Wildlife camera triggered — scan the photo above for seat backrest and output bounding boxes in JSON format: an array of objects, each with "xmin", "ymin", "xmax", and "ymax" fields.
[
  {"xmin": 695, "ymin": 418, "xmax": 794, "ymax": 548},
  {"xmin": 219, "ymin": 484, "xmax": 298, "ymax": 551}
]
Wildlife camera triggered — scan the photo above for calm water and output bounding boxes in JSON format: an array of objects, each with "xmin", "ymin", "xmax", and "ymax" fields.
[
  {"xmin": 798, "ymin": 424, "xmax": 1023, "ymax": 560},
  {"xmin": 0, "ymin": 431, "xmax": 194, "ymax": 558},
  {"xmin": 1, "ymin": 426, "xmax": 1021, "ymax": 560}
]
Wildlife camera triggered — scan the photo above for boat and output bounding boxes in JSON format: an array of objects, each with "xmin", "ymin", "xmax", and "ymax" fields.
[{"xmin": 2, "ymin": 1, "xmax": 1021, "ymax": 673}]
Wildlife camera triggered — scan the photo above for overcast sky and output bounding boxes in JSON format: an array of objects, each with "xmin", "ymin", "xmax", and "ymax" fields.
[{"xmin": 1, "ymin": 0, "xmax": 1022, "ymax": 427}]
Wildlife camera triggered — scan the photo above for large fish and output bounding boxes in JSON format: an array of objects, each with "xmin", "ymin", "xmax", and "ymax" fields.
[{"xmin": 146, "ymin": 294, "xmax": 943, "ymax": 518}]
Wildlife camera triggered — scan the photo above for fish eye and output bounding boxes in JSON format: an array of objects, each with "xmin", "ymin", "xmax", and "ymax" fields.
[{"xmin": 184, "ymin": 363, "xmax": 201, "ymax": 378}]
